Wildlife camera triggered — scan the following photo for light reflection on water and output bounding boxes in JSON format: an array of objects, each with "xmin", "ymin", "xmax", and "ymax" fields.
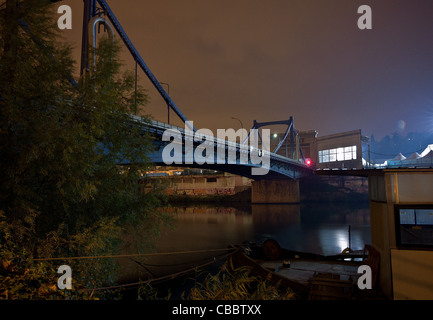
[
  {"xmin": 118, "ymin": 202, "xmax": 370, "ymax": 283},
  {"xmin": 156, "ymin": 202, "xmax": 370, "ymax": 256}
]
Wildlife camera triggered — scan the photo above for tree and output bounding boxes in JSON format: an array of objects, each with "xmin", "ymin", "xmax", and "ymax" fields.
[{"xmin": 0, "ymin": 0, "xmax": 167, "ymax": 298}]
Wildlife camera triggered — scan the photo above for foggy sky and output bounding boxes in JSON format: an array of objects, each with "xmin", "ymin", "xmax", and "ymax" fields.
[{"xmin": 59, "ymin": 0, "xmax": 433, "ymax": 139}]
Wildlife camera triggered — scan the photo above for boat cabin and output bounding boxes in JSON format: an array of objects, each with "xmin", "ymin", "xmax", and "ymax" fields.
[{"xmin": 368, "ymin": 168, "xmax": 433, "ymax": 299}]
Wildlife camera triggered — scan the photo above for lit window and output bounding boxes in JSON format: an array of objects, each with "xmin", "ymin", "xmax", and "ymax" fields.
[
  {"xmin": 344, "ymin": 147, "xmax": 351, "ymax": 160},
  {"xmin": 396, "ymin": 206, "xmax": 433, "ymax": 247},
  {"xmin": 323, "ymin": 149, "xmax": 330, "ymax": 163},
  {"xmin": 336, "ymin": 147, "xmax": 344, "ymax": 161},
  {"xmin": 329, "ymin": 149, "xmax": 336, "ymax": 162},
  {"xmin": 318, "ymin": 145, "xmax": 357, "ymax": 163}
]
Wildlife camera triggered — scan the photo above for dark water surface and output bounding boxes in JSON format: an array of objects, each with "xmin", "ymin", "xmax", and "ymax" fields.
[
  {"xmin": 156, "ymin": 202, "xmax": 370, "ymax": 256},
  {"xmin": 118, "ymin": 201, "xmax": 370, "ymax": 288}
]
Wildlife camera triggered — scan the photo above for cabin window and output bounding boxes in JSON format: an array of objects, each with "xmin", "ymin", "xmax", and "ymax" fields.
[{"xmin": 395, "ymin": 206, "xmax": 433, "ymax": 247}]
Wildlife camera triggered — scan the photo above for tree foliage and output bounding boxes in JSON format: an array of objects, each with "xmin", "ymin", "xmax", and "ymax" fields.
[{"xmin": 0, "ymin": 0, "xmax": 168, "ymax": 299}]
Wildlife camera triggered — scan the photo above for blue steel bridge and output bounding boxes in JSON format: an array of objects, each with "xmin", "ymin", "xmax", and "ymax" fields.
[
  {"xmin": 26, "ymin": 0, "xmax": 431, "ymax": 182},
  {"xmin": 128, "ymin": 117, "xmax": 313, "ymax": 180},
  {"xmin": 18, "ymin": 0, "xmax": 432, "ymax": 204},
  {"xmin": 48, "ymin": 0, "xmax": 314, "ymax": 181},
  {"xmin": 40, "ymin": 0, "xmax": 432, "ymax": 181}
]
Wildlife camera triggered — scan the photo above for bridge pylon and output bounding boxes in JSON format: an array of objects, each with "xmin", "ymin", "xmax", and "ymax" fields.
[
  {"xmin": 251, "ymin": 179, "xmax": 300, "ymax": 204},
  {"xmin": 243, "ymin": 117, "xmax": 305, "ymax": 162},
  {"xmin": 79, "ymin": 0, "xmax": 196, "ymax": 131}
]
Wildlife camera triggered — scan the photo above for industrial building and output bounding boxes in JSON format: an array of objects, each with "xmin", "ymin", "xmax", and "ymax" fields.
[{"xmin": 270, "ymin": 129, "xmax": 366, "ymax": 170}]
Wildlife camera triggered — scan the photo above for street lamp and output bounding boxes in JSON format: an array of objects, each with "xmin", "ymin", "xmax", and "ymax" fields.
[{"xmin": 231, "ymin": 117, "xmax": 244, "ymax": 143}]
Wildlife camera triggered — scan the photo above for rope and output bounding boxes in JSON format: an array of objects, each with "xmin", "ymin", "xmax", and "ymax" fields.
[
  {"xmin": 33, "ymin": 247, "xmax": 237, "ymax": 262},
  {"xmin": 81, "ymin": 251, "xmax": 236, "ymax": 292}
]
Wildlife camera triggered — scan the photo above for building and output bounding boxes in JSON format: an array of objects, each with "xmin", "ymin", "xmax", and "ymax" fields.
[
  {"xmin": 316, "ymin": 129, "xmax": 364, "ymax": 170},
  {"xmin": 270, "ymin": 128, "xmax": 366, "ymax": 170}
]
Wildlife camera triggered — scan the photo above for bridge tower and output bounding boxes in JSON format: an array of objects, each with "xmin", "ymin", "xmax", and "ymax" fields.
[
  {"xmin": 246, "ymin": 117, "xmax": 306, "ymax": 204},
  {"xmin": 79, "ymin": 0, "xmax": 195, "ymax": 130},
  {"xmin": 80, "ymin": 0, "xmax": 114, "ymax": 77}
]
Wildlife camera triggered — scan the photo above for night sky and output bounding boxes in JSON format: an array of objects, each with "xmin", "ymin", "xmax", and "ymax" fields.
[{"xmin": 59, "ymin": 0, "xmax": 433, "ymax": 139}]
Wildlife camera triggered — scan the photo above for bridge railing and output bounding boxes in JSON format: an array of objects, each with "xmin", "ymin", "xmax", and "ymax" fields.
[{"xmin": 127, "ymin": 116, "xmax": 309, "ymax": 167}]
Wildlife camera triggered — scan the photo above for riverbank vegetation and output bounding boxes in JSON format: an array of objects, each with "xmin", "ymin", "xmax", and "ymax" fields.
[
  {"xmin": 0, "ymin": 0, "xmax": 168, "ymax": 299},
  {"xmin": 185, "ymin": 259, "xmax": 295, "ymax": 300},
  {"xmin": 135, "ymin": 258, "xmax": 295, "ymax": 301}
]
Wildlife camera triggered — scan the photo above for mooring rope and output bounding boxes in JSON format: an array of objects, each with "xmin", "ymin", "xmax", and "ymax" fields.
[
  {"xmin": 33, "ymin": 247, "xmax": 238, "ymax": 262},
  {"xmin": 82, "ymin": 251, "xmax": 236, "ymax": 292}
]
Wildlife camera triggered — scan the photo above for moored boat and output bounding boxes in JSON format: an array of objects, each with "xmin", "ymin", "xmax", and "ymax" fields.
[{"xmin": 229, "ymin": 239, "xmax": 383, "ymax": 300}]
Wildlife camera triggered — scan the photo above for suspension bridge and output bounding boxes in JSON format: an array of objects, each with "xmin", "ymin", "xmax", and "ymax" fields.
[{"xmin": 78, "ymin": 0, "xmax": 312, "ymax": 176}]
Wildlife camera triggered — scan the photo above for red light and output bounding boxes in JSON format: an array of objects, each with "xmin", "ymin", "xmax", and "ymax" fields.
[{"xmin": 305, "ymin": 158, "xmax": 312, "ymax": 166}]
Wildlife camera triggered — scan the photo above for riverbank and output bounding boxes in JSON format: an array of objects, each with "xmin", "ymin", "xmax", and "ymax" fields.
[
  {"xmin": 116, "ymin": 197, "xmax": 371, "ymax": 300},
  {"xmin": 165, "ymin": 176, "xmax": 369, "ymax": 204}
]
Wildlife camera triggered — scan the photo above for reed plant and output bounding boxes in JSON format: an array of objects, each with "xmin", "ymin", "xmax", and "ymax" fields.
[{"xmin": 185, "ymin": 258, "xmax": 295, "ymax": 300}]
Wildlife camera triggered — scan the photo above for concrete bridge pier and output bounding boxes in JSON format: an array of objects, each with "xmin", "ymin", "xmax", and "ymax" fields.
[{"xmin": 251, "ymin": 179, "xmax": 300, "ymax": 204}]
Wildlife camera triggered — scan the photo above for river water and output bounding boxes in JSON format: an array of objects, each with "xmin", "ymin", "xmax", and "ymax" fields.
[
  {"xmin": 118, "ymin": 200, "xmax": 370, "ymax": 289},
  {"xmin": 155, "ymin": 201, "xmax": 370, "ymax": 257}
]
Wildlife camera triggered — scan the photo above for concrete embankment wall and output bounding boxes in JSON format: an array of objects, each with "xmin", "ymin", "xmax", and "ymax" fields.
[
  {"xmin": 142, "ymin": 174, "xmax": 251, "ymax": 198},
  {"xmin": 142, "ymin": 174, "xmax": 368, "ymax": 203},
  {"xmin": 300, "ymin": 175, "xmax": 369, "ymax": 203}
]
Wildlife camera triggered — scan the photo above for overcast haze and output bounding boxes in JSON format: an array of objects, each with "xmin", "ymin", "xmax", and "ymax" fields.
[{"xmin": 59, "ymin": 0, "xmax": 433, "ymax": 139}]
